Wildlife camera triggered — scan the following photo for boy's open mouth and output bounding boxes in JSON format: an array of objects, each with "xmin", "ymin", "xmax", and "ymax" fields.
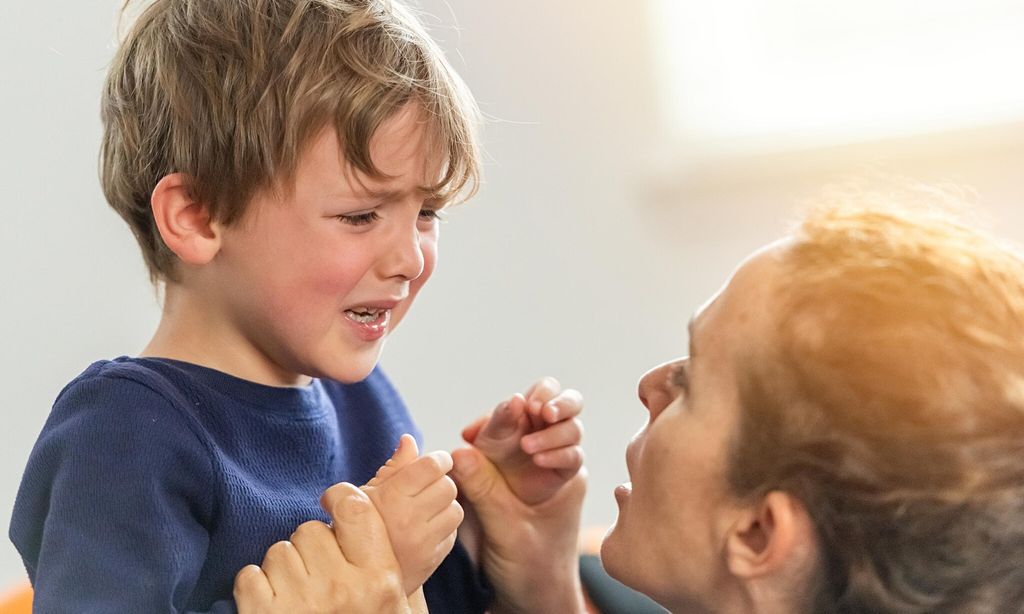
[{"xmin": 344, "ymin": 307, "xmax": 389, "ymax": 324}]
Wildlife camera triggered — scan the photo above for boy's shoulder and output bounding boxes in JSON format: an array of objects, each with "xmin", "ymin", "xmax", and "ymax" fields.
[
  {"xmin": 38, "ymin": 357, "xmax": 215, "ymax": 457},
  {"xmin": 53, "ymin": 356, "xmax": 197, "ymax": 418}
]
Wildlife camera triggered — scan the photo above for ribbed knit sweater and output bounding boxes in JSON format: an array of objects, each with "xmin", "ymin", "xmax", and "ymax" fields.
[{"xmin": 9, "ymin": 357, "xmax": 491, "ymax": 613}]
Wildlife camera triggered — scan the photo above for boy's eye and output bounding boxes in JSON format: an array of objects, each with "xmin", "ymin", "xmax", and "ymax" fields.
[
  {"xmin": 419, "ymin": 208, "xmax": 444, "ymax": 222},
  {"xmin": 336, "ymin": 211, "xmax": 381, "ymax": 226}
]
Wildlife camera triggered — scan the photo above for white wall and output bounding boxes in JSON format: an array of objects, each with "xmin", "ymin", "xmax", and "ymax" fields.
[{"xmin": 3, "ymin": 0, "xmax": 1024, "ymax": 588}]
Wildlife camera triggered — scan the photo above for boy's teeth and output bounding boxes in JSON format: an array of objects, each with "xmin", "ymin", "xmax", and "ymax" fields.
[{"xmin": 345, "ymin": 308, "xmax": 386, "ymax": 323}]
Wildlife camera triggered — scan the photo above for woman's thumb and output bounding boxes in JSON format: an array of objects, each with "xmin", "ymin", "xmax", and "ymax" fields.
[{"xmin": 450, "ymin": 446, "xmax": 512, "ymax": 514}]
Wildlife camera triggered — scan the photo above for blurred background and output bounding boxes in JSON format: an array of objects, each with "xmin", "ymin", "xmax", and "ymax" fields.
[{"xmin": 2, "ymin": 0, "xmax": 1024, "ymax": 589}]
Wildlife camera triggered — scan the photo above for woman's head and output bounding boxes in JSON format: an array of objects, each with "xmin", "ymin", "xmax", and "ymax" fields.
[
  {"xmin": 604, "ymin": 202, "xmax": 1024, "ymax": 613},
  {"xmin": 733, "ymin": 205, "xmax": 1024, "ymax": 612}
]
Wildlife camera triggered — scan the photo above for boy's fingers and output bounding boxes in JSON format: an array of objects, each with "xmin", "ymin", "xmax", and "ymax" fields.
[
  {"xmin": 427, "ymin": 500, "xmax": 465, "ymax": 536},
  {"xmin": 234, "ymin": 564, "xmax": 274, "ymax": 606},
  {"xmin": 387, "ymin": 451, "xmax": 454, "ymax": 496},
  {"xmin": 521, "ymin": 417, "xmax": 584, "ymax": 454},
  {"xmin": 525, "ymin": 376, "xmax": 561, "ymax": 414},
  {"xmin": 532, "ymin": 445, "xmax": 585, "ymax": 473},
  {"xmin": 542, "ymin": 388, "xmax": 584, "ymax": 423},
  {"xmin": 326, "ymin": 483, "xmax": 398, "ymax": 569},
  {"xmin": 419, "ymin": 500, "xmax": 464, "ymax": 555},
  {"xmin": 416, "ymin": 475, "xmax": 459, "ymax": 519}
]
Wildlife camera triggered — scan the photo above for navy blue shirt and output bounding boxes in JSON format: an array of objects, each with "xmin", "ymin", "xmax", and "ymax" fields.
[{"xmin": 10, "ymin": 357, "xmax": 491, "ymax": 613}]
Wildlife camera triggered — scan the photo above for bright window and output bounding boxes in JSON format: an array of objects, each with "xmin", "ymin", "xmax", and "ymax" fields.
[{"xmin": 650, "ymin": 0, "xmax": 1024, "ymax": 156}]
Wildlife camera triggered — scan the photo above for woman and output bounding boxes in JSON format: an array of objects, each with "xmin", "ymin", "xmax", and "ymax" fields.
[{"xmin": 602, "ymin": 203, "xmax": 1024, "ymax": 612}]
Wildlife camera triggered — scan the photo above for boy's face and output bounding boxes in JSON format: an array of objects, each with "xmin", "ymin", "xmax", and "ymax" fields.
[{"xmin": 207, "ymin": 104, "xmax": 444, "ymax": 385}]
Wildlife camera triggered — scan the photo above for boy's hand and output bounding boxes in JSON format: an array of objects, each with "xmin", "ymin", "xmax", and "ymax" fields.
[
  {"xmin": 233, "ymin": 484, "xmax": 420, "ymax": 613},
  {"xmin": 361, "ymin": 434, "xmax": 463, "ymax": 596},
  {"xmin": 462, "ymin": 377, "xmax": 584, "ymax": 505}
]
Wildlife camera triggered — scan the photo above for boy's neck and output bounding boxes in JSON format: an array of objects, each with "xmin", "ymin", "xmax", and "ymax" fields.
[{"xmin": 141, "ymin": 283, "xmax": 313, "ymax": 388}]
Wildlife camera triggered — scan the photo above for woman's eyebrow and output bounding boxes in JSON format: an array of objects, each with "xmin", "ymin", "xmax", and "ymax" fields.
[
  {"xmin": 687, "ymin": 314, "xmax": 697, "ymax": 360},
  {"xmin": 669, "ymin": 361, "xmax": 690, "ymax": 392}
]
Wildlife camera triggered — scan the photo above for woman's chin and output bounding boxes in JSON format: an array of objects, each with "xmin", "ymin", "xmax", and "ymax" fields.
[{"xmin": 599, "ymin": 520, "xmax": 630, "ymax": 583}]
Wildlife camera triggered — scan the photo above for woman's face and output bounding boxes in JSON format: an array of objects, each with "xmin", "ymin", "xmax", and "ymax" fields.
[{"xmin": 601, "ymin": 245, "xmax": 783, "ymax": 612}]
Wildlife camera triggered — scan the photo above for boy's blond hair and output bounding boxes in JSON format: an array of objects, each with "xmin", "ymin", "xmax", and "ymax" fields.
[{"xmin": 101, "ymin": 0, "xmax": 481, "ymax": 282}]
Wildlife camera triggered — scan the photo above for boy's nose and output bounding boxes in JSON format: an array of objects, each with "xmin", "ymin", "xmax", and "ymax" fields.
[
  {"xmin": 384, "ymin": 222, "xmax": 425, "ymax": 281},
  {"xmin": 637, "ymin": 360, "xmax": 677, "ymax": 420}
]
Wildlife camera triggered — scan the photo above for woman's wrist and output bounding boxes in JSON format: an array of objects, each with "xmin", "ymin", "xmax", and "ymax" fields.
[{"xmin": 490, "ymin": 564, "xmax": 585, "ymax": 614}]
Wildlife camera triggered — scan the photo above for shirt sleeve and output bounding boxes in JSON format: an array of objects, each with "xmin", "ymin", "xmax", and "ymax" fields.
[{"xmin": 9, "ymin": 373, "xmax": 233, "ymax": 613}]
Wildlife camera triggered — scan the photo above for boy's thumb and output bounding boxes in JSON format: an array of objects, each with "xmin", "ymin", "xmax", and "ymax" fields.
[
  {"xmin": 392, "ymin": 434, "xmax": 420, "ymax": 465},
  {"xmin": 366, "ymin": 434, "xmax": 419, "ymax": 487},
  {"xmin": 450, "ymin": 446, "xmax": 511, "ymax": 513}
]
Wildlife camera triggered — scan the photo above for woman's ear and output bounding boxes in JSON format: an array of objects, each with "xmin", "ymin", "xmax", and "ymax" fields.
[
  {"xmin": 724, "ymin": 491, "xmax": 817, "ymax": 580},
  {"xmin": 151, "ymin": 173, "xmax": 222, "ymax": 266}
]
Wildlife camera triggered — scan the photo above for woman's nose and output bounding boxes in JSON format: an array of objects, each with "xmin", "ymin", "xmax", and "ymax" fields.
[{"xmin": 637, "ymin": 360, "xmax": 677, "ymax": 419}]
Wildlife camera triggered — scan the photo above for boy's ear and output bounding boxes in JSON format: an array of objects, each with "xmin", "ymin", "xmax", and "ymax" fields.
[
  {"xmin": 724, "ymin": 491, "xmax": 817, "ymax": 581},
  {"xmin": 151, "ymin": 173, "xmax": 222, "ymax": 266}
]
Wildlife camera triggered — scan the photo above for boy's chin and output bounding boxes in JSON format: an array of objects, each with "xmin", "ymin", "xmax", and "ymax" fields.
[{"xmin": 320, "ymin": 346, "xmax": 384, "ymax": 384}]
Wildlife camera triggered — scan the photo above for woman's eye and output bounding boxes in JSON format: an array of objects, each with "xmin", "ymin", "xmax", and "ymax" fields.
[
  {"xmin": 669, "ymin": 362, "xmax": 690, "ymax": 394},
  {"xmin": 337, "ymin": 211, "xmax": 381, "ymax": 226}
]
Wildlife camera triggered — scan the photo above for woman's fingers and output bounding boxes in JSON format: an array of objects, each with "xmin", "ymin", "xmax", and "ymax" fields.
[{"xmin": 325, "ymin": 483, "xmax": 400, "ymax": 569}]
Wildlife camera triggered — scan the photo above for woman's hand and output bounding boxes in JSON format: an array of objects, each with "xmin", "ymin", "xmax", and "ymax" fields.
[{"xmin": 234, "ymin": 483, "xmax": 418, "ymax": 613}]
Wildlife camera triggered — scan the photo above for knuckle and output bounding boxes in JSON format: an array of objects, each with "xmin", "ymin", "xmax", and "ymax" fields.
[
  {"xmin": 325, "ymin": 578, "xmax": 353, "ymax": 604},
  {"xmin": 234, "ymin": 564, "xmax": 261, "ymax": 589},
  {"xmin": 441, "ymin": 475, "xmax": 458, "ymax": 500},
  {"xmin": 292, "ymin": 519, "xmax": 325, "ymax": 540},
  {"xmin": 453, "ymin": 502, "xmax": 465, "ymax": 526},
  {"xmin": 446, "ymin": 500, "xmax": 465, "ymax": 528},
  {"xmin": 425, "ymin": 451, "xmax": 453, "ymax": 474},
  {"xmin": 440, "ymin": 531, "xmax": 458, "ymax": 557},
  {"xmin": 367, "ymin": 569, "xmax": 403, "ymax": 597},
  {"xmin": 262, "ymin": 541, "xmax": 291, "ymax": 566},
  {"xmin": 364, "ymin": 483, "xmax": 386, "ymax": 506},
  {"xmin": 385, "ymin": 570, "xmax": 404, "ymax": 595},
  {"xmin": 394, "ymin": 513, "xmax": 414, "ymax": 534},
  {"xmin": 322, "ymin": 481, "xmax": 359, "ymax": 512}
]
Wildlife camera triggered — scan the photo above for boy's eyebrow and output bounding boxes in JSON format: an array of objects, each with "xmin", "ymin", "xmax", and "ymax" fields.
[{"xmin": 349, "ymin": 185, "xmax": 443, "ymax": 202}]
